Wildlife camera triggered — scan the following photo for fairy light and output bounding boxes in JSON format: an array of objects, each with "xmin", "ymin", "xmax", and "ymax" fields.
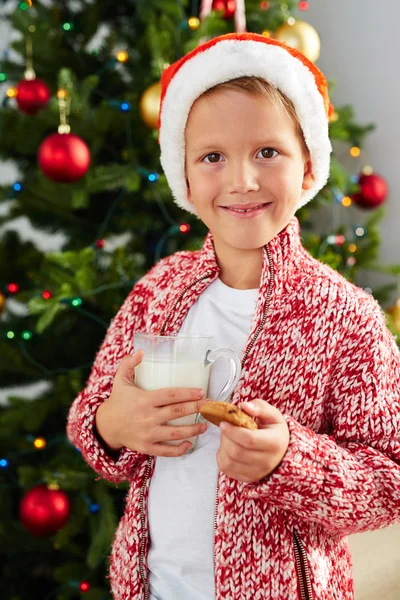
[
  {"xmin": 21, "ymin": 331, "xmax": 33, "ymax": 340},
  {"xmin": 6, "ymin": 87, "xmax": 17, "ymax": 98},
  {"xmin": 355, "ymin": 227, "xmax": 365, "ymax": 237},
  {"xmin": 7, "ymin": 283, "xmax": 20, "ymax": 293},
  {"xmin": 188, "ymin": 17, "xmax": 200, "ymax": 30},
  {"xmin": 48, "ymin": 482, "xmax": 60, "ymax": 491},
  {"xmin": 42, "ymin": 290, "xmax": 53, "ymax": 299},
  {"xmin": 260, "ymin": 1, "xmax": 270, "ymax": 9},
  {"xmin": 347, "ymin": 257, "xmax": 356, "ymax": 267},
  {"xmin": 287, "ymin": 16, "xmax": 296, "ymax": 25},
  {"xmin": 0, "ymin": 459, "xmax": 9, "ymax": 468},
  {"xmin": 179, "ymin": 224, "xmax": 190, "ymax": 233},
  {"xmin": 298, "ymin": 1, "xmax": 309, "ymax": 10},
  {"xmin": 62, "ymin": 22, "xmax": 74, "ymax": 31},
  {"xmin": 120, "ymin": 102, "xmax": 131, "ymax": 111},
  {"xmin": 116, "ymin": 50, "xmax": 129, "ymax": 62},
  {"xmin": 71, "ymin": 298, "xmax": 83, "ymax": 307},
  {"xmin": 341, "ymin": 196, "xmax": 352, "ymax": 207},
  {"xmin": 34, "ymin": 437, "xmax": 47, "ymax": 449},
  {"xmin": 6, "ymin": 331, "xmax": 15, "ymax": 340},
  {"xmin": 0, "ymin": 73, "xmax": 6, "ymax": 82},
  {"xmin": 350, "ymin": 146, "xmax": 361, "ymax": 157},
  {"xmin": 262, "ymin": 30, "xmax": 271, "ymax": 37},
  {"xmin": 79, "ymin": 582, "xmax": 90, "ymax": 593},
  {"xmin": 13, "ymin": 182, "xmax": 22, "ymax": 191},
  {"xmin": 362, "ymin": 165, "xmax": 374, "ymax": 175},
  {"xmin": 348, "ymin": 243, "xmax": 357, "ymax": 253}
]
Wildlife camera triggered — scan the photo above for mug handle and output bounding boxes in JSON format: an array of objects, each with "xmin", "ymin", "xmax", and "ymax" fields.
[{"xmin": 194, "ymin": 347, "xmax": 242, "ymax": 427}]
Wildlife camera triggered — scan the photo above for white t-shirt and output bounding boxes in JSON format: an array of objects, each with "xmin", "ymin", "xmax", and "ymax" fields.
[{"xmin": 148, "ymin": 278, "xmax": 258, "ymax": 600}]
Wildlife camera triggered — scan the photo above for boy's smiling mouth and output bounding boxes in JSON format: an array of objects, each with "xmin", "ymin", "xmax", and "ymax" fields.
[{"xmin": 220, "ymin": 202, "xmax": 272, "ymax": 217}]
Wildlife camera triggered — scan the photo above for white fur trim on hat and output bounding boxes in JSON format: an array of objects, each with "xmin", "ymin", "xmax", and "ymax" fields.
[{"xmin": 159, "ymin": 38, "xmax": 332, "ymax": 217}]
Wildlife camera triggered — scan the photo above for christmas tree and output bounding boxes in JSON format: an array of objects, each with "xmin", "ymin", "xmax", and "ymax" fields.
[{"xmin": 0, "ymin": 0, "xmax": 399, "ymax": 598}]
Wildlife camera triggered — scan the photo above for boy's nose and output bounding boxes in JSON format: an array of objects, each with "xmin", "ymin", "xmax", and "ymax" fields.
[{"xmin": 226, "ymin": 161, "xmax": 261, "ymax": 194}]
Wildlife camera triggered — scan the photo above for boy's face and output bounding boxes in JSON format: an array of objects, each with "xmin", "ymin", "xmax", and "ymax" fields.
[{"xmin": 185, "ymin": 89, "xmax": 315, "ymax": 253}]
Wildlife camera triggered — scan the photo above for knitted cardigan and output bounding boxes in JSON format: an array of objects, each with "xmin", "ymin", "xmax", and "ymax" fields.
[{"xmin": 67, "ymin": 217, "xmax": 400, "ymax": 600}]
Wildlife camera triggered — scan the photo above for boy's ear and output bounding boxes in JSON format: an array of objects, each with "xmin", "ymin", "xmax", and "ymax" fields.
[{"xmin": 302, "ymin": 158, "xmax": 316, "ymax": 191}]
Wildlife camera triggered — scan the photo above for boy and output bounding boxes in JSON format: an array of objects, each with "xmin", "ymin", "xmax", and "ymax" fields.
[{"xmin": 67, "ymin": 33, "xmax": 400, "ymax": 600}]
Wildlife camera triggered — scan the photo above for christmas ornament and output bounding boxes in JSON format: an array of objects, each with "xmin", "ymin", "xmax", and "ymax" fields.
[
  {"xmin": 38, "ymin": 87, "xmax": 90, "ymax": 182},
  {"xmin": 0, "ymin": 292, "xmax": 6, "ymax": 314},
  {"xmin": 212, "ymin": 0, "xmax": 236, "ymax": 20},
  {"xmin": 16, "ymin": 36, "xmax": 50, "ymax": 115},
  {"xmin": 200, "ymin": 0, "xmax": 246, "ymax": 32},
  {"xmin": 388, "ymin": 299, "xmax": 400, "ymax": 330},
  {"xmin": 16, "ymin": 78, "xmax": 50, "ymax": 115},
  {"xmin": 352, "ymin": 172, "xmax": 388, "ymax": 209},
  {"xmin": 38, "ymin": 132, "xmax": 90, "ymax": 182},
  {"xmin": 274, "ymin": 20, "xmax": 320, "ymax": 63},
  {"xmin": 139, "ymin": 81, "xmax": 162, "ymax": 130},
  {"xmin": 19, "ymin": 484, "xmax": 71, "ymax": 536}
]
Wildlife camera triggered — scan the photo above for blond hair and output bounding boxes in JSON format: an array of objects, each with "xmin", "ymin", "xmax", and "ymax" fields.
[{"xmin": 201, "ymin": 76, "xmax": 307, "ymax": 153}]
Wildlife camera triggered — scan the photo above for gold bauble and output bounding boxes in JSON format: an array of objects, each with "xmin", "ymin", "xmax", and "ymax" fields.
[
  {"xmin": 388, "ymin": 299, "xmax": 400, "ymax": 331},
  {"xmin": 0, "ymin": 292, "xmax": 5, "ymax": 314},
  {"xmin": 274, "ymin": 20, "xmax": 320, "ymax": 63},
  {"xmin": 139, "ymin": 81, "xmax": 162, "ymax": 130}
]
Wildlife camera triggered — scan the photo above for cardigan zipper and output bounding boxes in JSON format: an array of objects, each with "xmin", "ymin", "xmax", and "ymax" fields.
[
  {"xmin": 138, "ymin": 270, "xmax": 216, "ymax": 599},
  {"xmin": 293, "ymin": 528, "xmax": 313, "ymax": 600},
  {"xmin": 213, "ymin": 244, "xmax": 274, "ymax": 598}
]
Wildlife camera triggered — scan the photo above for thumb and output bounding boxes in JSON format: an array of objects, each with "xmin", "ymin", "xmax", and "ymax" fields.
[
  {"xmin": 117, "ymin": 350, "xmax": 144, "ymax": 385},
  {"xmin": 239, "ymin": 399, "xmax": 283, "ymax": 426}
]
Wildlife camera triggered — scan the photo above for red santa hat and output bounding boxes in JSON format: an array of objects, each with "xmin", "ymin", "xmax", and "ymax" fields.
[{"xmin": 159, "ymin": 32, "xmax": 333, "ymax": 217}]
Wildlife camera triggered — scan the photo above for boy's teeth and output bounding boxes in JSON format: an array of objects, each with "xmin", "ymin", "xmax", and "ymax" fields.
[{"xmin": 228, "ymin": 204, "xmax": 263, "ymax": 213}]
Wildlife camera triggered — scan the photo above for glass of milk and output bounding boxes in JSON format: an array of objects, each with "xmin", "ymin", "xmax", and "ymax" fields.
[{"xmin": 133, "ymin": 333, "xmax": 241, "ymax": 452}]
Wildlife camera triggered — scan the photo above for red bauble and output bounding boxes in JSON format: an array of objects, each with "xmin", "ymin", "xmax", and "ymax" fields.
[
  {"xmin": 352, "ymin": 172, "xmax": 388, "ymax": 209},
  {"xmin": 19, "ymin": 484, "xmax": 71, "ymax": 537},
  {"xmin": 16, "ymin": 78, "xmax": 51, "ymax": 115},
  {"xmin": 38, "ymin": 133, "xmax": 91, "ymax": 182},
  {"xmin": 212, "ymin": 0, "xmax": 236, "ymax": 19}
]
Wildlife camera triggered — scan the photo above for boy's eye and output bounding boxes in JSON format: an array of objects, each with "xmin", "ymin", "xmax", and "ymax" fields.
[
  {"xmin": 203, "ymin": 153, "xmax": 223, "ymax": 163},
  {"xmin": 258, "ymin": 148, "xmax": 278, "ymax": 159}
]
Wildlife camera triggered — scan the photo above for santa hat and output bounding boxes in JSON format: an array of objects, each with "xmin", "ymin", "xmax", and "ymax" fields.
[{"xmin": 159, "ymin": 32, "xmax": 332, "ymax": 217}]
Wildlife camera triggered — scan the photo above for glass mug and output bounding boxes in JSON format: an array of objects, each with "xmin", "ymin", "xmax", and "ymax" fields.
[{"xmin": 133, "ymin": 333, "xmax": 242, "ymax": 453}]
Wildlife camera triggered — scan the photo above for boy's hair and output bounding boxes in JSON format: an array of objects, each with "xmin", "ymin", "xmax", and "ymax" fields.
[{"xmin": 201, "ymin": 75, "xmax": 306, "ymax": 152}]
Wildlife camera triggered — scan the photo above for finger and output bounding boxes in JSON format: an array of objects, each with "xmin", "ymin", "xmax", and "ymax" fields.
[
  {"xmin": 148, "ymin": 440, "xmax": 194, "ymax": 458},
  {"xmin": 219, "ymin": 420, "xmax": 270, "ymax": 451},
  {"xmin": 158, "ymin": 399, "xmax": 208, "ymax": 422},
  {"xmin": 150, "ymin": 387, "xmax": 206, "ymax": 407},
  {"xmin": 117, "ymin": 350, "xmax": 144, "ymax": 384},
  {"xmin": 239, "ymin": 399, "xmax": 283, "ymax": 426},
  {"xmin": 218, "ymin": 438, "xmax": 254, "ymax": 467},
  {"xmin": 154, "ymin": 421, "xmax": 207, "ymax": 444}
]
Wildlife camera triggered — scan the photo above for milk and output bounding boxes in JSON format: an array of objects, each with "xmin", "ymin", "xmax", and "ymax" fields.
[{"xmin": 135, "ymin": 359, "xmax": 211, "ymax": 446}]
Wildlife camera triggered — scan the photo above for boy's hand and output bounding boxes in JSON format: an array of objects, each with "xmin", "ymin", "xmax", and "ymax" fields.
[
  {"xmin": 216, "ymin": 399, "xmax": 290, "ymax": 484},
  {"xmin": 95, "ymin": 350, "xmax": 208, "ymax": 457}
]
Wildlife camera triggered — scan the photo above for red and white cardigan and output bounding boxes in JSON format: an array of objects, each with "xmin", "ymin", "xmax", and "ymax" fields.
[{"xmin": 67, "ymin": 217, "xmax": 400, "ymax": 600}]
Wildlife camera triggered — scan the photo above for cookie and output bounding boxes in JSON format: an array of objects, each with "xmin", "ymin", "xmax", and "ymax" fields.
[{"xmin": 199, "ymin": 401, "xmax": 258, "ymax": 430}]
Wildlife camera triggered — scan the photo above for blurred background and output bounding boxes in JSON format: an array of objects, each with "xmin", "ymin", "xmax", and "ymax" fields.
[{"xmin": 0, "ymin": 1, "xmax": 399, "ymax": 598}]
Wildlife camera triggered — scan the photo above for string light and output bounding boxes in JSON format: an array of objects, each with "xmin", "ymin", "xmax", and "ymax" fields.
[
  {"xmin": 262, "ymin": 30, "xmax": 271, "ymax": 37},
  {"xmin": 350, "ymin": 146, "xmax": 361, "ymax": 157},
  {"xmin": 355, "ymin": 227, "xmax": 365, "ymax": 237},
  {"xmin": 347, "ymin": 257, "xmax": 356, "ymax": 267},
  {"xmin": 348, "ymin": 243, "xmax": 357, "ymax": 253},
  {"xmin": 341, "ymin": 196, "xmax": 352, "ymax": 207},
  {"xmin": 362, "ymin": 165, "xmax": 374, "ymax": 175},
  {"xmin": 120, "ymin": 102, "xmax": 131, "ymax": 111},
  {"xmin": 13, "ymin": 182, "xmax": 22, "ymax": 191},
  {"xmin": 7, "ymin": 283, "xmax": 20, "ymax": 293},
  {"xmin": 260, "ymin": 1, "xmax": 270, "ymax": 9},
  {"xmin": 21, "ymin": 331, "xmax": 33, "ymax": 340},
  {"xmin": 0, "ymin": 72, "xmax": 7, "ymax": 82},
  {"xmin": 33, "ymin": 437, "xmax": 46, "ymax": 449},
  {"xmin": 287, "ymin": 16, "xmax": 296, "ymax": 25},
  {"xmin": 188, "ymin": 17, "xmax": 200, "ymax": 30},
  {"xmin": 79, "ymin": 582, "xmax": 91, "ymax": 592},
  {"xmin": 71, "ymin": 298, "xmax": 83, "ymax": 307},
  {"xmin": 179, "ymin": 224, "xmax": 190, "ymax": 234},
  {"xmin": 95, "ymin": 239, "xmax": 106, "ymax": 249},
  {"xmin": 148, "ymin": 173, "xmax": 159, "ymax": 182},
  {"xmin": 6, "ymin": 331, "xmax": 15, "ymax": 339},
  {"xmin": 298, "ymin": 1, "xmax": 309, "ymax": 10},
  {"xmin": 62, "ymin": 22, "xmax": 74, "ymax": 31},
  {"xmin": 6, "ymin": 87, "xmax": 17, "ymax": 98},
  {"xmin": 42, "ymin": 290, "xmax": 52, "ymax": 299},
  {"xmin": 116, "ymin": 50, "xmax": 129, "ymax": 62},
  {"xmin": 0, "ymin": 458, "xmax": 9, "ymax": 468},
  {"xmin": 48, "ymin": 482, "xmax": 60, "ymax": 490},
  {"xmin": 89, "ymin": 503, "xmax": 100, "ymax": 513}
]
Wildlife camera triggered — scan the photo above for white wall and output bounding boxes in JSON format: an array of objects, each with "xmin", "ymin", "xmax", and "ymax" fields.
[{"xmin": 304, "ymin": 0, "xmax": 400, "ymax": 298}]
